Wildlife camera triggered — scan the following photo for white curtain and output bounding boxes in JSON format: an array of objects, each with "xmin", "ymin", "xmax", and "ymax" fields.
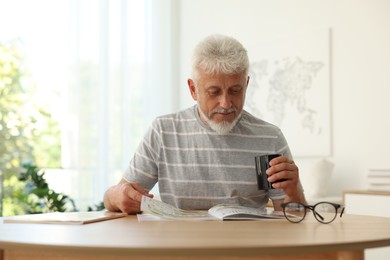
[{"xmin": 62, "ymin": 0, "xmax": 178, "ymax": 210}]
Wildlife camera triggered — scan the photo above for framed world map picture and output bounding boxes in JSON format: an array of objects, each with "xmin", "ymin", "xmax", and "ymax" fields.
[{"xmin": 246, "ymin": 29, "xmax": 331, "ymax": 157}]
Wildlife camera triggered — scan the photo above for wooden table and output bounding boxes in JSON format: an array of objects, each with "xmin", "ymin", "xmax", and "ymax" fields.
[{"xmin": 1, "ymin": 214, "xmax": 390, "ymax": 260}]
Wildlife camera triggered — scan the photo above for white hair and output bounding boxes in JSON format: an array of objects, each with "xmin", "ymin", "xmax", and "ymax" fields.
[{"xmin": 191, "ymin": 34, "xmax": 249, "ymax": 82}]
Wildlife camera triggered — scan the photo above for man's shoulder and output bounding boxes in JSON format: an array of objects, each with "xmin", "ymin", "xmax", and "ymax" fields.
[
  {"xmin": 156, "ymin": 106, "xmax": 195, "ymax": 119},
  {"xmin": 153, "ymin": 106, "xmax": 197, "ymax": 126}
]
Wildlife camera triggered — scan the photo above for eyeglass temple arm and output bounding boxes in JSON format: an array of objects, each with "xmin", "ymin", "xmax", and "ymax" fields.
[{"xmin": 340, "ymin": 206, "xmax": 345, "ymax": 218}]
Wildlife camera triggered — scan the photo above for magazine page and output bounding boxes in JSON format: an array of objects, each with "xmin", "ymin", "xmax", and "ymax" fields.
[
  {"xmin": 208, "ymin": 204, "xmax": 285, "ymax": 220},
  {"xmin": 140, "ymin": 196, "xmax": 216, "ymax": 221}
]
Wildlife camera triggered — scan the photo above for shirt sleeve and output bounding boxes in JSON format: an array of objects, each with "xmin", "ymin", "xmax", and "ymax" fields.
[
  {"xmin": 268, "ymin": 188, "xmax": 286, "ymax": 201},
  {"xmin": 123, "ymin": 119, "xmax": 161, "ymax": 190}
]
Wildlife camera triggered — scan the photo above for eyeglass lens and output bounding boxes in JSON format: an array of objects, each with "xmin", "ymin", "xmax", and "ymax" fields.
[
  {"xmin": 313, "ymin": 202, "xmax": 337, "ymax": 223},
  {"xmin": 283, "ymin": 202, "xmax": 306, "ymax": 223}
]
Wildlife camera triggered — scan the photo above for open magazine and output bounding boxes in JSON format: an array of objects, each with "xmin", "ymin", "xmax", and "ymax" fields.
[{"xmin": 139, "ymin": 196, "xmax": 286, "ymax": 221}]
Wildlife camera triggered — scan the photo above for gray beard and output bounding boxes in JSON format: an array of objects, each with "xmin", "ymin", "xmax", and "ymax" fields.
[{"xmin": 197, "ymin": 104, "xmax": 241, "ymax": 135}]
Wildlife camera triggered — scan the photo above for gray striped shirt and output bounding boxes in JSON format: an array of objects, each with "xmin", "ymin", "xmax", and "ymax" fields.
[{"xmin": 123, "ymin": 105, "xmax": 292, "ymax": 210}]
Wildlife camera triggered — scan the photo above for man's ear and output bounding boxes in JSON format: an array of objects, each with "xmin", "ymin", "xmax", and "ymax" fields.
[{"xmin": 187, "ymin": 79, "xmax": 197, "ymax": 101}]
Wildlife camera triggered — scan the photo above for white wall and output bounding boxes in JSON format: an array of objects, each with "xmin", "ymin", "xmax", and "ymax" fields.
[{"xmin": 176, "ymin": 0, "xmax": 390, "ymax": 198}]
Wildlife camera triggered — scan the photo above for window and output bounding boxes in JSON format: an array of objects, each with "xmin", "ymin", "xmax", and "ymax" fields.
[{"xmin": 0, "ymin": 0, "xmax": 177, "ymax": 213}]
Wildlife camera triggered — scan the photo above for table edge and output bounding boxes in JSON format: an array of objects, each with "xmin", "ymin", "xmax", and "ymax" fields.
[{"xmin": 1, "ymin": 238, "xmax": 389, "ymax": 257}]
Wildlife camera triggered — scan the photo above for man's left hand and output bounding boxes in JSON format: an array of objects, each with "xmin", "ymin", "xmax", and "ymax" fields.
[{"xmin": 266, "ymin": 156, "xmax": 306, "ymax": 203}]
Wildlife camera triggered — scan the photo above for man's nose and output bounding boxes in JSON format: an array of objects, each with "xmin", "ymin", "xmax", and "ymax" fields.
[{"xmin": 219, "ymin": 94, "xmax": 232, "ymax": 109}]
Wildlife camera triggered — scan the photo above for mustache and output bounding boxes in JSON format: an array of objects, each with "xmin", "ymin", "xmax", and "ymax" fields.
[{"xmin": 211, "ymin": 108, "xmax": 237, "ymax": 115}]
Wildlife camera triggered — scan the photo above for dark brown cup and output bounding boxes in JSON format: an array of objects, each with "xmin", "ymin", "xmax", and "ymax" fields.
[{"xmin": 255, "ymin": 154, "xmax": 282, "ymax": 190}]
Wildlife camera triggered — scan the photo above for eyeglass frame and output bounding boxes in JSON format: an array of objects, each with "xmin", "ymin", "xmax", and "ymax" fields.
[{"xmin": 281, "ymin": 201, "xmax": 345, "ymax": 224}]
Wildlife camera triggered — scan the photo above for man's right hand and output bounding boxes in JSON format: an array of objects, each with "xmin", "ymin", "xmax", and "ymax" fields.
[{"xmin": 103, "ymin": 178, "xmax": 154, "ymax": 214}]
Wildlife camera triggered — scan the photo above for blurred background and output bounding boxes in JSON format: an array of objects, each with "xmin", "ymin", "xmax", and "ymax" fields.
[{"xmin": 0, "ymin": 0, "xmax": 389, "ymax": 217}]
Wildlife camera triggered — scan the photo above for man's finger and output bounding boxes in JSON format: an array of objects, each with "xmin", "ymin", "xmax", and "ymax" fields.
[{"xmin": 125, "ymin": 185, "xmax": 143, "ymax": 202}]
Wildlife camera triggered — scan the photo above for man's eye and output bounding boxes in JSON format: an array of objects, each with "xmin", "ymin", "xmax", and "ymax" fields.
[
  {"xmin": 230, "ymin": 88, "xmax": 242, "ymax": 95},
  {"xmin": 208, "ymin": 90, "xmax": 220, "ymax": 96}
]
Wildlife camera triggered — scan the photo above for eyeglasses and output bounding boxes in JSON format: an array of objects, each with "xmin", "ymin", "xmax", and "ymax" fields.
[{"xmin": 281, "ymin": 201, "xmax": 345, "ymax": 224}]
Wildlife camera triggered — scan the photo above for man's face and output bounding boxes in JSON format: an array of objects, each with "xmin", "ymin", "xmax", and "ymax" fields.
[{"xmin": 188, "ymin": 68, "xmax": 249, "ymax": 130}]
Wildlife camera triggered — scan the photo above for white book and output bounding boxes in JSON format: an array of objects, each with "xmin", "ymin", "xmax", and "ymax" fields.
[
  {"xmin": 367, "ymin": 177, "xmax": 390, "ymax": 185},
  {"xmin": 3, "ymin": 211, "xmax": 127, "ymax": 225},
  {"xmin": 368, "ymin": 169, "xmax": 390, "ymax": 177},
  {"xmin": 368, "ymin": 186, "xmax": 390, "ymax": 191}
]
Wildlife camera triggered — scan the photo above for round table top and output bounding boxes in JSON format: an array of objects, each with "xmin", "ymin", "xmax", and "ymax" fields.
[{"xmin": 1, "ymin": 213, "xmax": 390, "ymax": 256}]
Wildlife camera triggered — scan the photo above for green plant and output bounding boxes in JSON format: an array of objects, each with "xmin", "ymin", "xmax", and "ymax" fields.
[
  {"xmin": 88, "ymin": 201, "xmax": 105, "ymax": 212},
  {"xmin": 18, "ymin": 164, "xmax": 77, "ymax": 213}
]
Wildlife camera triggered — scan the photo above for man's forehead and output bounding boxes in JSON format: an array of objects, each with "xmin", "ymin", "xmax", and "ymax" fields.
[
  {"xmin": 200, "ymin": 71, "xmax": 244, "ymax": 79},
  {"xmin": 200, "ymin": 74, "xmax": 246, "ymax": 88}
]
